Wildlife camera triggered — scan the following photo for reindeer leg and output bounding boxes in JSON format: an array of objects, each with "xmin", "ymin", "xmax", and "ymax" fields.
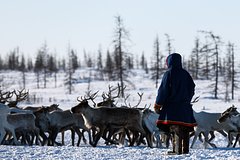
[
  {"xmin": 88, "ymin": 129, "xmax": 93, "ymax": 146},
  {"xmin": 190, "ymin": 129, "xmax": 201, "ymax": 148},
  {"xmin": 204, "ymin": 131, "xmax": 217, "ymax": 148},
  {"xmin": 70, "ymin": 128, "xmax": 75, "ymax": 146},
  {"xmin": 34, "ymin": 128, "xmax": 40, "ymax": 145},
  {"xmin": 9, "ymin": 128, "xmax": 19, "ymax": 145},
  {"xmin": 233, "ymin": 133, "xmax": 240, "ymax": 148},
  {"xmin": 39, "ymin": 131, "xmax": 48, "ymax": 146},
  {"xmin": 73, "ymin": 127, "xmax": 83, "ymax": 147},
  {"xmin": 0, "ymin": 129, "xmax": 6, "ymax": 144},
  {"xmin": 208, "ymin": 131, "xmax": 215, "ymax": 142},
  {"xmin": 81, "ymin": 129, "xmax": 87, "ymax": 144},
  {"xmin": 61, "ymin": 131, "xmax": 65, "ymax": 146},
  {"xmin": 92, "ymin": 126, "xmax": 106, "ymax": 147}
]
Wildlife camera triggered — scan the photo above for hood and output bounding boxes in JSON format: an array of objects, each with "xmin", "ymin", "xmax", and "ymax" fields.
[{"xmin": 166, "ymin": 53, "xmax": 182, "ymax": 68}]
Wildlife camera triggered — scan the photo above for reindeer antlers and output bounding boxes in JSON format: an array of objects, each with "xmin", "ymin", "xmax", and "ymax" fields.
[
  {"xmin": 102, "ymin": 83, "xmax": 121, "ymax": 101},
  {"xmin": 77, "ymin": 90, "xmax": 99, "ymax": 106},
  {"xmin": 13, "ymin": 89, "xmax": 29, "ymax": 102},
  {"xmin": 0, "ymin": 90, "xmax": 13, "ymax": 103},
  {"xmin": 124, "ymin": 92, "xmax": 143, "ymax": 108}
]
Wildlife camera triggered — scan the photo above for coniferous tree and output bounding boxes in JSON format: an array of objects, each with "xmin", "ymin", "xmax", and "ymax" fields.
[
  {"xmin": 34, "ymin": 48, "xmax": 45, "ymax": 89},
  {"xmin": 83, "ymin": 50, "xmax": 93, "ymax": 68},
  {"xmin": 190, "ymin": 38, "xmax": 201, "ymax": 79},
  {"xmin": 165, "ymin": 33, "xmax": 173, "ymax": 55},
  {"xmin": 200, "ymin": 31, "xmax": 221, "ymax": 99},
  {"xmin": 112, "ymin": 15, "xmax": 130, "ymax": 97},
  {"xmin": 64, "ymin": 48, "xmax": 77, "ymax": 94},
  {"xmin": 230, "ymin": 43, "xmax": 236, "ymax": 100},
  {"xmin": 19, "ymin": 54, "xmax": 26, "ymax": 89},
  {"xmin": 223, "ymin": 42, "xmax": 237, "ymax": 100},
  {"xmin": 223, "ymin": 48, "xmax": 231, "ymax": 102},
  {"xmin": 140, "ymin": 52, "xmax": 145, "ymax": 70},
  {"xmin": 97, "ymin": 48, "xmax": 104, "ymax": 80},
  {"xmin": 8, "ymin": 47, "xmax": 19, "ymax": 70},
  {"xmin": 48, "ymin": 54, "xmax": 58, "ymax": 88},
  {"xmin": 0, "ymin": 55, "xmax": 3, "ymax": 70},
  {"xmin": 34, "ymin": 42, "xmax": 48, "ymax": 88},
  {"xmin": 151, "ymin": 35, "xmax": 164, "ymax": 88},
  {"xmin": 104, "ymin": 50, "xmax": 114, "ymax": 80},
  {"xmin": 71, "ymin": 50, "xmax": 79, "ymax": 70},
  {"xmin": 27, "ymin": 57, "xmax": 33, "ymax": 71},
  {"xmin": 97, "ymin": 48, "xmax": 103, "ymax": 70}
]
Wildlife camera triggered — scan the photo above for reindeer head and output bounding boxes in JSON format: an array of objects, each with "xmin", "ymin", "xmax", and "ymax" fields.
[
  {"xmin": 47, "ymin": 104, "xmax": 61, "ymax": 112},
  {"xmin": 71, "ymin": 100, "xmax": 89, "ymax": 113},
  {"xmin": 218, "ymin": 105, "xmax": 239, "ymax": 123},
  {"xmin": 97, "ymin": 84, "xmax": 121, "ymax": 108},
  {"xmin": 71, "ymin": 91, "xmax": 98, "ymax": 113},
  {"xmin": 7, "ymin": 89, "xmax": 29, "ymax": 108}
]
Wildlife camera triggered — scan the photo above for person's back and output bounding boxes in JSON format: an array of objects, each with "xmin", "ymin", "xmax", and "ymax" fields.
[{"xmin": 154, "ymin": 53, "xmax": 197, "ymax": 155}]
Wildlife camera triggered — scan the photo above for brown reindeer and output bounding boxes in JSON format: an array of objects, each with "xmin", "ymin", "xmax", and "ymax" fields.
[
  {"xmin": 34, "ymin": 106, "xmax": 90, "ymax": 146},
  {"xmin": 71, "ymin": 96, "xmax": 152, "ymax": 147}
]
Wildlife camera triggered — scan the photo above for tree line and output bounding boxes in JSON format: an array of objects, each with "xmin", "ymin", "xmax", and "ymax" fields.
[{"xmin": 0, "ymin": 16, "xmax": 239, "ymax": 101}]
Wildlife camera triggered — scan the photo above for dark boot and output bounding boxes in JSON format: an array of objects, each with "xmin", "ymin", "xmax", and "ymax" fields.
[
  {"xmin": 167, "ymin": 132, "xmax": 176, "ymax": 155},
  {"xmin": 169, "ymin": 125, "xmax": 182, "ymax": 155},
  {"xmin": 182, "ymin": 127, "xmax": 190, "ymax": 154},
  {"xmin": 175, "ymin": 132, "xmax": 183, "ymax": 154}
]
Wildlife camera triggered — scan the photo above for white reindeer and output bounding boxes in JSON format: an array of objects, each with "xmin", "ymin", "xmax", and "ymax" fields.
[
  {"xmin": 0, "ymin": 103, "xmax": 19, "ymax": 145},
  {"xmin": 218, "ymin": 105, "xmax": 240, "ymax": 147},
  {"xmin": 191, "ymin": 110, "xmax": 238, "ymax": 148},
  {"xmin": 142, "ymin": 108, "xmax": 166, "ymax": 148}
]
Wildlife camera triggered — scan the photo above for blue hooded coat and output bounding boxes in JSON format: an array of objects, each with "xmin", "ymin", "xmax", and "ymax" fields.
[{"xmin": 155, "ymin": 53, "xmax": 197, "ymax": 129}]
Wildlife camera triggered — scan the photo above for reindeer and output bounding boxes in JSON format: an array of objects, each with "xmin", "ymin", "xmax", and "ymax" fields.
[
  {"xmin": 5, "ymin": 113, "xmax": 40, "ymax": 145},
  {"xmin": 96, "ymin": 84, "xmax": 121, "ymax": 108},
  {"xmin": 142, "ymin": 108, "xmax": 164, "ymax": 148},
  {"xmin": 71, "ymin": 94, "xmax": 152, "ymax": 147},
  {"xmin": 0, "ymin": 103, "xmax": 19, "ymax": 145},
  {"xmin": 191, "ymin": 111, "xmax": 231, "ymax": 148},
  {"xmin": 218, "ymin": 105, "xmax": 240, "ymax": 147},
  {"xmin": 96, "ymin": 85, "xmax": 147, "ymax": 146},
  {"xmin": 34, "ymin": 106, "xmax": 90, "ymax": 146},
  {"xmin": 7, "ymin": 89, "xmax": 29, "ymax": 108},
  {"xmin": 23, "ymin": 104, "xmax": 62, "ymax": 112}
]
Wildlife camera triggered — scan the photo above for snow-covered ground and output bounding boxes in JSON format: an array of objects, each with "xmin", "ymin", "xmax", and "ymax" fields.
[{"xmin": 1, "ymin": 69, "xmax": 240, "ymax": 160}]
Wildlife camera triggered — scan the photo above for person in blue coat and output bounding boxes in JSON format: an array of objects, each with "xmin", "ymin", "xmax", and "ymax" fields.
[{"xmin": 154, "ymin": 53, "xmax": 197, "ymax": 155}]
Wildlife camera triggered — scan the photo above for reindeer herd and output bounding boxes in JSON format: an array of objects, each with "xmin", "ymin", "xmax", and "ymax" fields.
[{"xmin": 0, "ymin": 86, "xmax": 240, "ymax": 149}]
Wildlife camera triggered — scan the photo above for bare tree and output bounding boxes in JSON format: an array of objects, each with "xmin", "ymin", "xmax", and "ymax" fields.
[
  {"xmin": 64, "ymin": 47, "xmax": 77, "ymax": 94},
  {"xmin": 224, "ymin": 42, "xmax": 237, "ymax": 100},
  {"xmin": 34, "ymin": 42, "xmax": 48, "ymax": 89},
  {"xmin": 165, "ymin": 33, "xmax": 173, "ymax": 55},
  {"xmin": 19, "ymin": 54, "xmax": 26, "ymax": 89},
  {"xmin": 151, "ymin": 35, "xmax": 164, "ymax": 88},
  {"xmin": 230, "ymin": 43, "xmax": 236, "ymax": 100},
  {"xmin": 190, "ymin": 38, "xmax": 201, "ymax": 79},
  {"xmin": 0, "ymin": 55, "xmax": 4, "ymax": 70},
  {"xmin": 48, "ymin": 54, "xmax": 58, "ymax": 88},
  {"xmin": 97, "ymin": 47, "xmax": 104, "ymax": 80},
  {"xmin": 104, "ymin": 50, "xmax": 114, "ymax": 80},
  {"xmin": 112, "ymin": 15, "xmax": 130, "ymax": 97},
  {"xmin": 200, "ymin": 31, "xmax": 221, "ymax": 99}
]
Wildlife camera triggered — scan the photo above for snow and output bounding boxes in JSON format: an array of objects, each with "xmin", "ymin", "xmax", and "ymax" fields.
[{"xmin": 1, "ymin": 69, "xmax": 240, "ymax": 159}]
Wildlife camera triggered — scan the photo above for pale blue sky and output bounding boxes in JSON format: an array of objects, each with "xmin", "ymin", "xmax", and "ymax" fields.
[{"xmin": 0, "ymin": 0, "xmax": 239, "ymax": 59}]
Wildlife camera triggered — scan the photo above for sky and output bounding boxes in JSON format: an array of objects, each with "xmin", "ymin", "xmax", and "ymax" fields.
[{"xmin": 0, "ymin": 0, "xmax": 240, "ymax": 60}]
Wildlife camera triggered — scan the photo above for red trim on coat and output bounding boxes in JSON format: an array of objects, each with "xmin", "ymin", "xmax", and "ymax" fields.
[{"xmin": 156, "ymin": 120, "xmax": 197, "ymax": 127}]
